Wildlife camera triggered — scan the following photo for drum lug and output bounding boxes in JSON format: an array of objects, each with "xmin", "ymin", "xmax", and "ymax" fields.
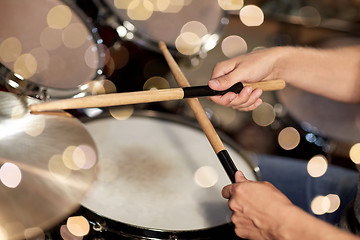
[{"xmin": 91, "ymin": 220, "xmax": 108, "ymax": 233}]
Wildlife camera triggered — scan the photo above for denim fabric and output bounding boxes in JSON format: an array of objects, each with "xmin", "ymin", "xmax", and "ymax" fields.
[{"xmin": 252, "ymin": 154, "xmax": 359, "ymax": 225}]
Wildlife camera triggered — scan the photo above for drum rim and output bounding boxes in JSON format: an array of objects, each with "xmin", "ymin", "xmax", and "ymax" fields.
[
  {"xmin": 97, "ymin": 0, "xmax": 229, "ymax": 55},
  {"xmin": 78, "ymin": 109, "xmax": 261, "ymax": 238}
]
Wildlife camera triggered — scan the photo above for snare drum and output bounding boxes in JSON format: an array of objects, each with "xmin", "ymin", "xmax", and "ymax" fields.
[
  {"xmin": 58, "ymin": 112, "xmax": 259, "ymax": 239},
  {"xmin": 0, "ymin": 0, "xmax": 107, "ymax": 99}
]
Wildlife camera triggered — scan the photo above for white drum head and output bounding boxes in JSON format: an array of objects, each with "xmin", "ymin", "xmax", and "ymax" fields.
[
  {"xmin": 0, "ymin": 0, "xmax": 105, "ymax": 90},
  {"xmin": 81, "ymin": 114, "xmax": 258, "ymax": 232}
]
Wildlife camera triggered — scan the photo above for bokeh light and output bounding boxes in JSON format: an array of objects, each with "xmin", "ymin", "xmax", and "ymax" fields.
[
  {"xmin": 47, "ymin": 5, "xmax": 72, "ymax": 29},
  {"xmin": 160, "ymin": 0, "xmax": 186, "ymax": 13},
  {"xmin": 239, "ymin": 5, "xmax": 264, "ymax": 26},
  {"xmin": 217, "ymin": 0, "xmax": 244, "ymax": 10},
  {"xmin": 175, "ymin": 32, "xmax": 202, "ymax": 55},
  {"xmin": 83, "ymin": 79, "xmax": 117, "ymax": 95},
  {"xmin": 180, "ymin": 21, "xmax": 208, "ymax": 39},
  {"xmin": 62, "ymin": 23, "xmax": 88, "ymax": 49},
  {"xmin": 109, "ymin": 106, "xmax": 134, "ymax": 120},
  {"xmin": 85, "ymin": 44, "xmax": 110, "ymax": 70},
  {"xmin": 59, "ymin": 225, "xmax": 82, "ymax": 240},
  {"xmin": 0, "ymin": 37, "xmax": 22, "ymax": 62},
  {"xmin": 66, "ymin": 216, "xmax": 90, "ymax": 237},
  {"xmin": 307, "ymin": 155, "xmax": 328, "ymax": 177},
  {"xmin": 62, "ymin": 146, "xmax": 81, "ymax": 171},
  {"xmin": 127, "ymin": 0, "xmax": 154, "ymax": 21},
  {"xmin": 326, "ymin": 194, "xmax": 341, "ymax": 213},
  {"xmin": 40, "ymin": 27, "xmax": 63, "ymax": 50},
  {"xmin": 350, "ymin": 143, "xmax": 360, "ymax": 164},
  {"xmin": 24, "ymin": 227, "xmax": 45, "ymax": 240},
  {"xmin": 24, "ymin": 117, "xmax": 46, "ymax": 137},
  {"xmin": 311, "ymin": 195, "xmax": 330, "ymax": 215},
  {"xmin": 48, "ymin": 154, "xmax": 72, "ymax": 179},
  {"xmin": 252, "ymin": 102, "xmax": 275, "ymax": 127},
  {"xmin": 221, "ymin": 35, "xmax": 247, "ymax": 58},
  {"xmin": 13, "ymin": 53, "xmax": 37, "ymax": 79},
  {"xmin": 114, "ymin": 0, "xmax": 133, "ymax": 9},
  {"xmin": 72, "ymin": 145, "xmax": 97, "ymax": 170},
  {"xmin": 194, "ymin": 166, "xmax": 219, "ymax": 188},
  {"xmin": 143, "ymin": 76, "xmax": 170, "ymax": 90},
  {"xmin": 278, "ymin": 127, "xmax": 300, "ymax": 150},
  {"xmin": 0, "ymin": 162, "xmax": 22, "ymax": 188},
  {"xmin": 298, "ymin": 6, "xmax": 321, "ymax": 27}
]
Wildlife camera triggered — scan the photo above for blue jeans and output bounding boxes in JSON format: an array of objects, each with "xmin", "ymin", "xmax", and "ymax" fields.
[{"xmin": 252, "ymin": 154, "xmax": 359, "ymax": 225}]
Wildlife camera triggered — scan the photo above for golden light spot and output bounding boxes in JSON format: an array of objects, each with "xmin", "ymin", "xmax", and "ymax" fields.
[
  {"xmin": 83, "ymin": 79, "xmax": 117, "ymax": 95},
  {"xmin": 160, "ymin": 0, "xmax": 185, "ymax": 13},
  {"xmin": 252, "ymin": 102, "xmax": 275, "ymax": 127},
  {"xmin": 239, "ymin": 5, "xmax": 264, "ymax": 26},
  {"xmin": 24, "ymin": 227, "xmax": 45, "ymax": 240},
  {"xmin": 221, "ymin": 35, "xmax": 247, "ymax": 58},
  {"xmin": 0, "ymin": 227, "xmax": 7, "ymax": 240},
  {"xmin": 40, "ymin": 27, "xmax": 63, "ymax": 50},
  {"xmin": 59, "ymin": 225, "xmax": 82, "ymax": 240},
  {"xmin": 311, "ymin": 195, "xmax": 330, "ymax": 215},
  {"xmin": 48, "ymin": 154, "xmax": 72, "ymax": 179},
  {"xmin": 30, "ymin": 48, "xmax": 50, "ymax": 73},
  {"xmin": 143, "ymin": 76, "xmax": 169, "ymax": 90},
  {"xmin": 326, "ymin": 194, "xmax": 341, "ymax": 213},
  {"xmin": 154, "ymin": 0, "xmax": 170, "ymax": 11},
  {"xmin": 0, "ymin": 37, "xmax": 22, "ymax": 62},
  {"xmin": 109, "ymin": 106, "xmax": 134, "ymax": 120},
  {"xmin": 298, "ymin": 6, "xmax": 321, "ymax": 27},
  {"xmin": 175, "ymin": 32, "xmax": 201, "ymax": 55},
  {"xmin": 181, "ymin": 21, "xmax": 208, "ymax": 39},
  {"xmin": 14, "ymin": 53, "xmax": 37, "ymax": 79},
  {"xmin": 217, "ymin": 0, "xmax": 244, "ymax": 10},
  {"xmin": 62, "ymin": 23, "xmax": 88, "ymax": 49},
  {"xmin": 11, "ymin": 105, "xmax": 27, "ymax": 119},
  {"xmin": 67, "ymin": 216, "xmax": 90, "ymax": 237},
  {"xmin": 127, "ymin": 0, "xmax": 154, "ymax": 21},
  {"xmin": 47, "ymin": 5, "xmax": 72, "ymax": 29},
  {"xmin": 114, "ymin": 0, "xmax": 133, "ymax": 9},
  {"xmin": 84, "ymin": 44, "xmax": 110, "ymax": 70},
  {"xmin": 278, "ymin": 127, "xmax": 300, "ymax": 150},
  {"xmin": 350, "ymin": 143, "xmax": 360, "ymax": 164},
  {"xmin": 63, "ymin": 146, "xmax": 81, "ymax": 171},
  {"xmin": 24, "ymin": 117, "xmax": 45, "ymax": 137},
  {"xmin": 109, "ymin": 45, "xmax": 130, "ymax": 70},
  {"xmin": 194, "ymin": 166, "xmax": 219, "ymax": 188},
  {"xmin": 73, "ymin": 145, "xmax": 97, "ymax": 170},
  {"xmin": 96, "ymin": 158, "xmax": 120, "ymax": 182},
  {"xmin": 0, "ymin": 162, "xmax": 22, "ymax": 188},
  {"xmin": 307, "ymin": 155, "xmax": 328, "ymax": 178}
]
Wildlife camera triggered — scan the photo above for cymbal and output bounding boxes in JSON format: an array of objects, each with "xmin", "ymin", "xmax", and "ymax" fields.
[{"xmin": 0, "ymin": 91, "xmax": 98, "ymax": 240}]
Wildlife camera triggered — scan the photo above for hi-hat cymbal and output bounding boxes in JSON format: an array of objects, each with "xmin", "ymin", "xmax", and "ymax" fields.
[{"xmin": 0, "ymin": 91, "xmax": 98, "ymax": 240}]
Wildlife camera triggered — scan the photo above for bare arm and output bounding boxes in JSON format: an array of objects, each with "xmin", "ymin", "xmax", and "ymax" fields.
[
  {"xmin": 222, "ymin": 171, "xmax": 360, "ymax": 240},
  {"xmin": 209, "ymin": 45, "xmax": 360, "ymax": 111}
]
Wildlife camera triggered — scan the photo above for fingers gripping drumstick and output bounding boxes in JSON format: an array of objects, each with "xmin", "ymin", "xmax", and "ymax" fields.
[{"xmin": 159, "ymin": 41, "xmax": 238, "ymax": 183}]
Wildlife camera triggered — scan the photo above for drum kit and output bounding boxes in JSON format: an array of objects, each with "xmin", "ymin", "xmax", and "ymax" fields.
[{"xmin": 0, "ymin": 0, "xmax": 359, "ymax": 240}]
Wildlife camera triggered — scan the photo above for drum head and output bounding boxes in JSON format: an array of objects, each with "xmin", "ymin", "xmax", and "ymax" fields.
[
  {"xmin": 0, "ymin": 0, "xmax": 105, "ymax": 91},
  {"xmin": 101, "ymin": 0, "xmax": 226, "ymax": 53},
  {"xmin": 81, "ymin": 113, "xmax": 258, "ymax": 235}
]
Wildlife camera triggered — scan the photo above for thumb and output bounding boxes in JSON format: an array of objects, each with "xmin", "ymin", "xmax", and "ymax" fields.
[
  {"xmin": 235, "ymin": 171, "xmax": 248, "ymax": 183},
  {"xmin": 209, "ymin": 70, "xmax": 240, "ymax": 91}
]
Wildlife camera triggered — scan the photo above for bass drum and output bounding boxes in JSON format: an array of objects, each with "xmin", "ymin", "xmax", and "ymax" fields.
[
  {"xmin": 55, "ymin": 111, "xmax": 259, "ymax": 239},
  {"xmin": 0, "ymin": 0, "xmax": 107, "ymax": 99}
]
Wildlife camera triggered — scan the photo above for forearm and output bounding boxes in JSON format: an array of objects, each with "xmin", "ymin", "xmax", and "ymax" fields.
[
  {"xmin": 273, "ymin": 46, "xmax": 360, "ymax": 103},
  {"xmin": 278, "ymin": 205, "xmax": 360, "ymax": 240}
]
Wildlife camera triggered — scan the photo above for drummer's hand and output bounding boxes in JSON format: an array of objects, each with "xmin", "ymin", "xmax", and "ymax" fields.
[
  {"xmin": 222, "ymin": 171, "xmax": 294, "ymax": 240},
  {"xmin": 208, "ymin": 48, "xmax": 281, "ymax": 111}
]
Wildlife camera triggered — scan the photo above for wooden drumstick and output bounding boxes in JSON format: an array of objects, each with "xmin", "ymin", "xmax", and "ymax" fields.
[
  {"xmin": 158, "ymin": 41, "xmax": 242, "ymax": 183},
  {"xmin": 29, "ymin": 80, "xmax": 284, "ymax": 112},
  {"xmin": 159, "ymin": 41, "xmax": 287, "ymax": 183}
]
